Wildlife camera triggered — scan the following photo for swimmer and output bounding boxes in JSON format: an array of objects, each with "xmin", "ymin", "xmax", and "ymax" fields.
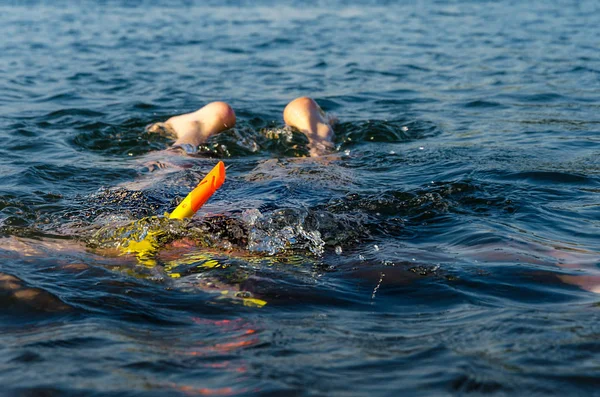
[
  {"xmin": 147, "ymin": 97, "xmax": 335, "ymax": 157},
  {"xmin": 0, "ymin": 100, "xmax": 340, "ymax": 307}
]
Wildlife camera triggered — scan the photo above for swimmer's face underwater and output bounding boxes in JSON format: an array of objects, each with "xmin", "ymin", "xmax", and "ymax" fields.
[{"xmin": 88, "ymin": 215, "xmax": 250, "ymax": 255}]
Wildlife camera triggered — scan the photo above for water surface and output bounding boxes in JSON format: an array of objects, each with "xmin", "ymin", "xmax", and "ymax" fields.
[{"xmin": 1, "ymin": 1, "xmax": 599, "ymax": 395}]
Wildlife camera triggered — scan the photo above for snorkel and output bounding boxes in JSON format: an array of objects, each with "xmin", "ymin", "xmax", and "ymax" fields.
[
  {"xmin": 122, "ymin": 161, "xmax": 226, "ymax": 264},
  {"xmin": 169, "ymin": 161, "xmax": 226, "ymax": 220}
]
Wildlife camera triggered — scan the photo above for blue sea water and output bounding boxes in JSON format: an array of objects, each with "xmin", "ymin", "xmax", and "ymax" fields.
[{"xmin": 1, "ymin": 0, "xmax": 599, "ymax": 395}]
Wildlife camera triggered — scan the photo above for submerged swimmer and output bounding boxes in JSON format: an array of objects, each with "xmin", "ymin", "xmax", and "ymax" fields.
[{"xmin": 0, "ymin": 97, "xmax": 345, "ymax": 308}]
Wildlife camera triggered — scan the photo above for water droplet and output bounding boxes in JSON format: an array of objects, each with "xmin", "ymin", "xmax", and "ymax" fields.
[
  {"xmin": 373, "ymin": 245, "xmax": 379, "ymax": 251},
  {"xmin": 401, "ymin": 126, "xmax": 408, "ymax": 132},
  {"xmin": 335, "ymin": 246, "xmax": 342, "ymax": 255},
  {"xmin": 419, "ymin": 146, "xmax": 424, "ymax": 150}
]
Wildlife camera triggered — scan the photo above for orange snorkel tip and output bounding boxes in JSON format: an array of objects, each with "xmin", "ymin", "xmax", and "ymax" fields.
[{"xmin": 168, "ymin": 161, "xmax": 226, "ymax": 219}]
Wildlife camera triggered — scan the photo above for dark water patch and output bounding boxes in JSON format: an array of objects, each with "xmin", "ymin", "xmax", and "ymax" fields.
[
  {"xmin": 347, "ymin": 67, "xmax": 408, "ymax": 79},
  {"xmin": 324, "ymin": 181, "xmax": 515, "ymax": 234},
  {"xmin": 32, "ymin": 90, "xmax": 85, "ymax": 105},
  {"xmin": 520, "ymin": 118, "xmax": 600, "ymax": 127},
  {"xmin": 70, "ymin": 121, "xmax": 171, "ymax": 157},
  {"xmin": 5, "ymin": 138, "xmax": 55, "ymax": 153},
  {"xmin": 463, "ymin": 99, "xmax": 506, "ymax": 109},
  {"xmin": 45, "ymin": 108, "xmax": 106, "ymax": 121},
  {"xmin": 19, "ymin": 164, "xmax": 138, "ymax": 192},
  {"xmin": 69, "ymin": 291, "xmax": 197, "ymax": 326},
  {"xmin": 373, "ymin": 97, "xmax": 439, "ymax": 106},
  {"xmin": 499, "ymin": 171, "xmax": 595, "ymax": 185},
  {"xmin": 499, "ymin": 92, "xmax": 570, "ymax": 105},
  {"xmin": 9, "ymin": 350, "xmax": 44, "ymax": 364},
  {"xmin": 25, "ymin": 336, "xmax": 111, "ymax": 350},
  {"xmin": 570, "ymin": 65, "xmax": 600, "ymax": 74},
  {"xmin": 131, "ymin": 102, "xmax": 158, "ymax": 111},
  {"xmin": 449, "ymin": 370, "xmax": 508, "ymax": 394},
  {"xmin": 66, "ymin": 72, "xmax": 95, "ymax": 82},
  {"xmin": 326, "ymin": 94, "xmax": 372, "ymax": 107},
  {"xmin": 7, "ymin": 124, "xmax": 38, "ymax": 137},
  {"xmin": 6, "ymin": 387, "xmax": 65, "ymax": 397},
  {"xmin": 336, "ymin": 119, "xmax": 441, "ymax": 147},
  {"xmin": 121, "ymin": 358, "xmax": 196, "ymax": 373},
  {"xmin": 6, "ymin": 386, "xmax": 176, "ymax": 397}
]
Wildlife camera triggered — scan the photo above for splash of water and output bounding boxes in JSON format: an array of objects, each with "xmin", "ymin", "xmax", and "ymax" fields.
[{"xmin": 243, "ymin": 208, "xmax": 325, "ymax": 256}]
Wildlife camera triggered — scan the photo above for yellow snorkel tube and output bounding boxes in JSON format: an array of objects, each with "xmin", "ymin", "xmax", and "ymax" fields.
[
  {"xmin": 123, "ymin": 161, "xmax": 226, "ymax": 263},
  {"xmin": 169, "ymin": 161, "xmax": 226, "ymax": 220}
]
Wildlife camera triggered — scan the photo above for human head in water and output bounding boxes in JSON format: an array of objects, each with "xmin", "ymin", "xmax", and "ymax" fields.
[{"xmin": 149, "ymin": 97, "xmax": 335, "ymax": 156}]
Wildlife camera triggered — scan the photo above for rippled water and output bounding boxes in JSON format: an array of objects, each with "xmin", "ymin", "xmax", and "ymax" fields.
[{"xmin": 1, "ymin": 1, "xmax": 599, "ymax": 395}]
